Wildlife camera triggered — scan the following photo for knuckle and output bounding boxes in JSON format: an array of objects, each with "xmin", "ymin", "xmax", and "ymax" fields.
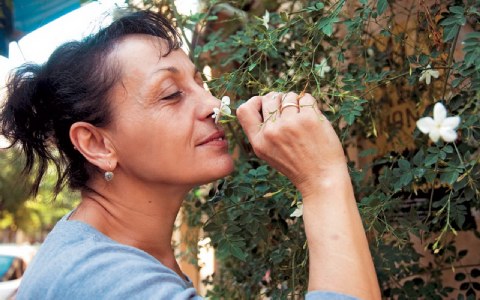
[
  {"xmin": 298, "ymin": 112, "xmax": 315, "ymax": 123},
  {"xmin": 263, "ymin": 126, "xmax": 278, "ymax": 141},
  {"xmin": 300, "ymin": 93, "xmax": 317, "ymax": 105},
  {"xmin": 277, "ymin": 121, "xmax": 297, "ymax": 137},
  {"xmin": 286, "ymin": 91, "xmax": 298, "ymax": 99},
  {"xmin": 236, "ymin": 104, "xmax": 247, "ymax": 118}
]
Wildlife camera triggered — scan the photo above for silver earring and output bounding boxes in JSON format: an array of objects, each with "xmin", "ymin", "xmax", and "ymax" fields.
[{"xmin": 104, "ymin": 171, "xmax": 114, "ymax": 181}]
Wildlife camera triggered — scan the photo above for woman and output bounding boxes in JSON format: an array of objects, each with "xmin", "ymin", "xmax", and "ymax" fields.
[{"xmin": 0, "ymin": 11, "xmax": 380, "ymax": 299}]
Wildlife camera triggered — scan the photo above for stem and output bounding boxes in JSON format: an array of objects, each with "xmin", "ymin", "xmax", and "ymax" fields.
[
  {"xmin": 360, "ymin": 71, "xmax": 410, "ymax": 98},
  {"xmin": 424, "ymin": 160, "xmax": 438, "ymax": 224},
  {"xmin": 453, "ymin": 142, "xmax": 465, "ymax": 168},
  {"xmin": 291, "ymin": 250, "xmax": 296, "ymax": 298},
  {"xmin": 226, "ymin": 122, "xmax": 248, "ymax": 158},
  {"xmin": 441, "ymin": 25, "xmax": 461, "ymax": 101}
]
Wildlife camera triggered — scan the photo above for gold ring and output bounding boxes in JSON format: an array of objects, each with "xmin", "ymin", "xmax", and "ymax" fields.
[{"xmin": 280, "ymin": 102, "xmax": 299, "ymax": 113}]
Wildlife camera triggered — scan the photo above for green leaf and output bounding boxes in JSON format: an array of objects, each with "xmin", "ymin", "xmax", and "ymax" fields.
[
  {"xmin": 412, "ymin": 149, "xmax": 424, "ymax": 166},
  {"xmin": 440, "ymin": 169, "xmax": 460, "ymax": 184},
  {"xmin": 451, "ymin": 77, "xmax": 463, "ymax": 88},
  {"xmin": 380, "ymin": 29, "xmax": 391, "ymax": 37},
  {"xmin": 440, "ymin": 16, "xmax": 466, "ymax": 26},
  {"xmin": 255, "ymin": 165, "xmax": 270, "ymax": 176},
  {"xmin": 306, "ymin": 2, "xmax": 325, "ymax": 12},
  {"xmin": 400, "ymin": 172, "xmax": 413, "ymax": 186},
  {"xmin": 443, "ymin": 24, "xmax": 460, "ymax": 42},
  {"xmin": 234, "ymin": 185, "xmax": 254, "ymax": 196},
  {"xmin": 424, "ymin": 154, "xmax": 438, "ymax": 166},
  {"xmin": 377, "ymin": 0, "xmax": 388, "ymax": 15},
  {"xmin": 316, "ymin": 17, "xmax": 338, "ymax": 37},
  {"xmin": 359, "ymin": 148, "xmax": 377, "ymax": 157},
  {"xmin": 424, "ymin": 170, "xmax": 437, "ymax": 183},
  {"xmin": 413, "ymin": 168, "xmax": 425, "ymax": 178},
  {"xmin": 419, "ymin": 54, "xmax": 430, "ymax": 65},
  {"xmin": 449, "ymin": 6, "xmax": 465, "ymax": 15},
  {"xmin": 203, "ymin": 221, "xmax": 220, "ymax": 232},
  {"xmin": 443, "ymin": 145, "xmax": 453, "ymax": 153},
  {"xmin": 398, "ymin": 159, "xmax": 410, "ymax": 170},
  {"xmin": 322, "ymin": 23, "xmax": 334, "ymax": 36},
  {"xmin": 229, "ymin": 244, "xmax": 246, "ymax": 261},
  {"xmin": 339, "ymin": 98, "xmax": 367, "ymax": 125},
  {"xmin": 464, "ymin": 32, "xmax": 480, "ymax": 39}
]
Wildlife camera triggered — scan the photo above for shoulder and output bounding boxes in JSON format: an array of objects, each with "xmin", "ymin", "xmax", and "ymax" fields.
[
  {"xmin": 17, "ymin": 218, "xmax": 201, "ymax": 300},
  {"xmin": 306, "ymin": 291, "xmax": 360, "ymax": 300}
]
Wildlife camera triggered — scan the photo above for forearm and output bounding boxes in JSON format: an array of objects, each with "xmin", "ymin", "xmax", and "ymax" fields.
[{"xmin": 301, "ymin": 165, "xmax": 381, "ymax": 300}]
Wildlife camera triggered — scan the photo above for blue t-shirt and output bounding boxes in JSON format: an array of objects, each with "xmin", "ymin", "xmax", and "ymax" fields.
[{"xmin": 17, "ymin": 214, "xmax": 359, "ymax": 299}]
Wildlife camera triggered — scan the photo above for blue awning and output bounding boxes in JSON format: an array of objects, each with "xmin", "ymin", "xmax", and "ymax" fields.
[
  {"xmin": 0, "ymin": 0, "xmax": 80, "ymax": 57},
  {"xmin": 0, "ymin": 255, "xmax": 15, "ymax": 278}
]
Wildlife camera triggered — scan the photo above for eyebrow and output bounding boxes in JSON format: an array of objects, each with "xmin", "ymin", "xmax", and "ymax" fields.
[{"xmin": 153, "ymin": 66, "xmax": 201, "ymax": 76}]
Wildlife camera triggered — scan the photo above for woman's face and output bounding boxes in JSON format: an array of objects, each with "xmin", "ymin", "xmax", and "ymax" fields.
[{"xmin": 105, "ymin": 34, "xmax": 234, "ymax": 190}]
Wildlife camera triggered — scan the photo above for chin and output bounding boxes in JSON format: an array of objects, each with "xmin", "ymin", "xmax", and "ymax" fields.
[{"xmin": 197, "ymin": 156, "xmax": 235, "ymax": 184}]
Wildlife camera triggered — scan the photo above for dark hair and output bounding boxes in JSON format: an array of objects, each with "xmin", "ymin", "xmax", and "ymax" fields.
[{"xmin": 0, "ymin": 10, "xmax": 182, "ymax": 196}]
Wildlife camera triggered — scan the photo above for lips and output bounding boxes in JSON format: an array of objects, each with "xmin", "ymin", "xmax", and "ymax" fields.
[{"xmin": 197, "ymin": 130, "xmax": 226, "ymax": 146}]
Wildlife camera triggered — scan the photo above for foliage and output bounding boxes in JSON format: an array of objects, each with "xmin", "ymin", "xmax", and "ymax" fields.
[
  {"xmin": 0, "ymin": 148, "xmax": 79, "ymax": 240},
  {"xmin": 131, "ymin": 0, "xmax": 480, "ymax": 298}
]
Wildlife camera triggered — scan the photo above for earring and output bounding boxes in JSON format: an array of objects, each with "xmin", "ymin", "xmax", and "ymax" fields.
[
  {"xmin": 104, "ymin": 171, "xmax": 114, "ymax": 181},
  {"xmin": 104, "ymin": 161, "xmax": 114, "ymax": 181}
]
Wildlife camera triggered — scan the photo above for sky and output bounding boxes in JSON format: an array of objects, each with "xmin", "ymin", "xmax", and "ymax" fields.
[
  {"xmin": 0, "ymin": 0, "xmax": 198, "ymax": 86},
  {"xmin": 0, "ymin": 0, "xmax": 198, "ymax": 147}
]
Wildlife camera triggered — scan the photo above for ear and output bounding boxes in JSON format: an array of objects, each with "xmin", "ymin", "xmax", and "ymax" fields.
[{"xmin": 69, "ymin": 122, "xmax": 117, "ymax": 171}]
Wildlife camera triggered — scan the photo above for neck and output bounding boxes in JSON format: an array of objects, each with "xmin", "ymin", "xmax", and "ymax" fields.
[{"xmin": 70, "ymin": 177, "xmax": 191, "ymax": 277}]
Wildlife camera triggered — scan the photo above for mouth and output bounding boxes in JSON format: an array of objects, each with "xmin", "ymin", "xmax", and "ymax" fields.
[{"xmin": 197, "ymin": 130, "xmax": 227, "ymax": 147}]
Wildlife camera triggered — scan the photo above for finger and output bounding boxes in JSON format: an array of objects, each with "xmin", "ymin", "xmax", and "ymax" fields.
[
  {"xmin": 236, "ymin": 96, "xmax": 264, "ymax": 141},
  {"xmin": 298, "ymin": 93, "xmax": 322, "ymax": 115},
  {"xmin": 279, "ymin": 92, "xmax": 300, "ymax": 117},
  {"xmin": 261, "ymin": 92, "xmax": 282, "ymax": 122}
]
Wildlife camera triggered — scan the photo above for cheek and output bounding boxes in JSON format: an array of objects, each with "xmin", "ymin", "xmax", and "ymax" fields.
[
  {"xmin": 181, "ymin": 155, "xmax": 234, "ymax": 185},
  {"xmin": 125, "ymin": 113, "xmax": 193, "ymax": 165}
]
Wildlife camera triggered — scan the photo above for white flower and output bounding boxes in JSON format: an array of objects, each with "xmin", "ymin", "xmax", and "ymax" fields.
[
  {"xmin": 290, "ymin": 203, "xmax": 303, "ymax": 218},
  {"xmin": 315, "ymin": 58, "xmax": 331, "ymax": 78},
  {"xmin": 419, "ymin": 64, "xmax": 440, "ymax": 85},
  {"xmin": 262, "ymin": 11, "xmax": 270, "ymax": 29},
  {"xmin": 212, "ymin": 96, "xmax": 231, "ymax": 124},
  {"xmin": 367, "ymin": 48, "xmax": 374, "ymax": 57},
  {"xmin": 416, "ymin": 102, "xmax": 461, "ymax": 143}
]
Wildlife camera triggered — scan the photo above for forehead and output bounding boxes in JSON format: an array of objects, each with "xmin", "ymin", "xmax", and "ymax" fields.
[{"xmin": 111, "ymin": 34, "xmax": 190, "ymax": 77}]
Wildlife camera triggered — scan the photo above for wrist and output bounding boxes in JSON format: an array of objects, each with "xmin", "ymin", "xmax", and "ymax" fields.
[{"xmin": 297, "ymin": 164, "xmax": 352, "ymax": 200}]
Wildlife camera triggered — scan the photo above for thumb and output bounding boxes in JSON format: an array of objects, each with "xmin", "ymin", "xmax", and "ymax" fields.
[{"xmin": 236, "ymin": 96, "xmax": 263, "ymax": 141}]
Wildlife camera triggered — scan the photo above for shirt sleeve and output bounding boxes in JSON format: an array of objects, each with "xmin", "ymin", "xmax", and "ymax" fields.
[
  {"xmin": 305, "ymin": 291, "xmax": 361, "ymax": 300},
  {"xmin": 36, "ymin": 243, "xmax": 204, "ymax": 300}
]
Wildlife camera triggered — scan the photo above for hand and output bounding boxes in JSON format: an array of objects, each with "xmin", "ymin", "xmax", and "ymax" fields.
[
  {"xmin": 236, "ymin": 91, "xmax": 348, "ymax": 195},
  {"xmin": 238, "ymin": 92, "xmax": 381, "ymax": 299}
]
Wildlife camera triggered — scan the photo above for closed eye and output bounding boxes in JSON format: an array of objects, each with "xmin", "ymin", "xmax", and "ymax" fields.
[{"xmin": 162, "ymin": 91, "xmax": 183, "ymax": 100}]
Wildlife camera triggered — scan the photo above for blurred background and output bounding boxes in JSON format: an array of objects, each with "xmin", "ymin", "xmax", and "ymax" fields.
[{"xmin": 1, "ymin": 0, "xmax": 479, "ymax": 299}]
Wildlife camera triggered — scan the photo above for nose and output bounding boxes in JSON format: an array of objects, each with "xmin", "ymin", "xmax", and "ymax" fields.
[{"xmin": 194, "ymin": 86, "xmax": 221, "ymax": 120}]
